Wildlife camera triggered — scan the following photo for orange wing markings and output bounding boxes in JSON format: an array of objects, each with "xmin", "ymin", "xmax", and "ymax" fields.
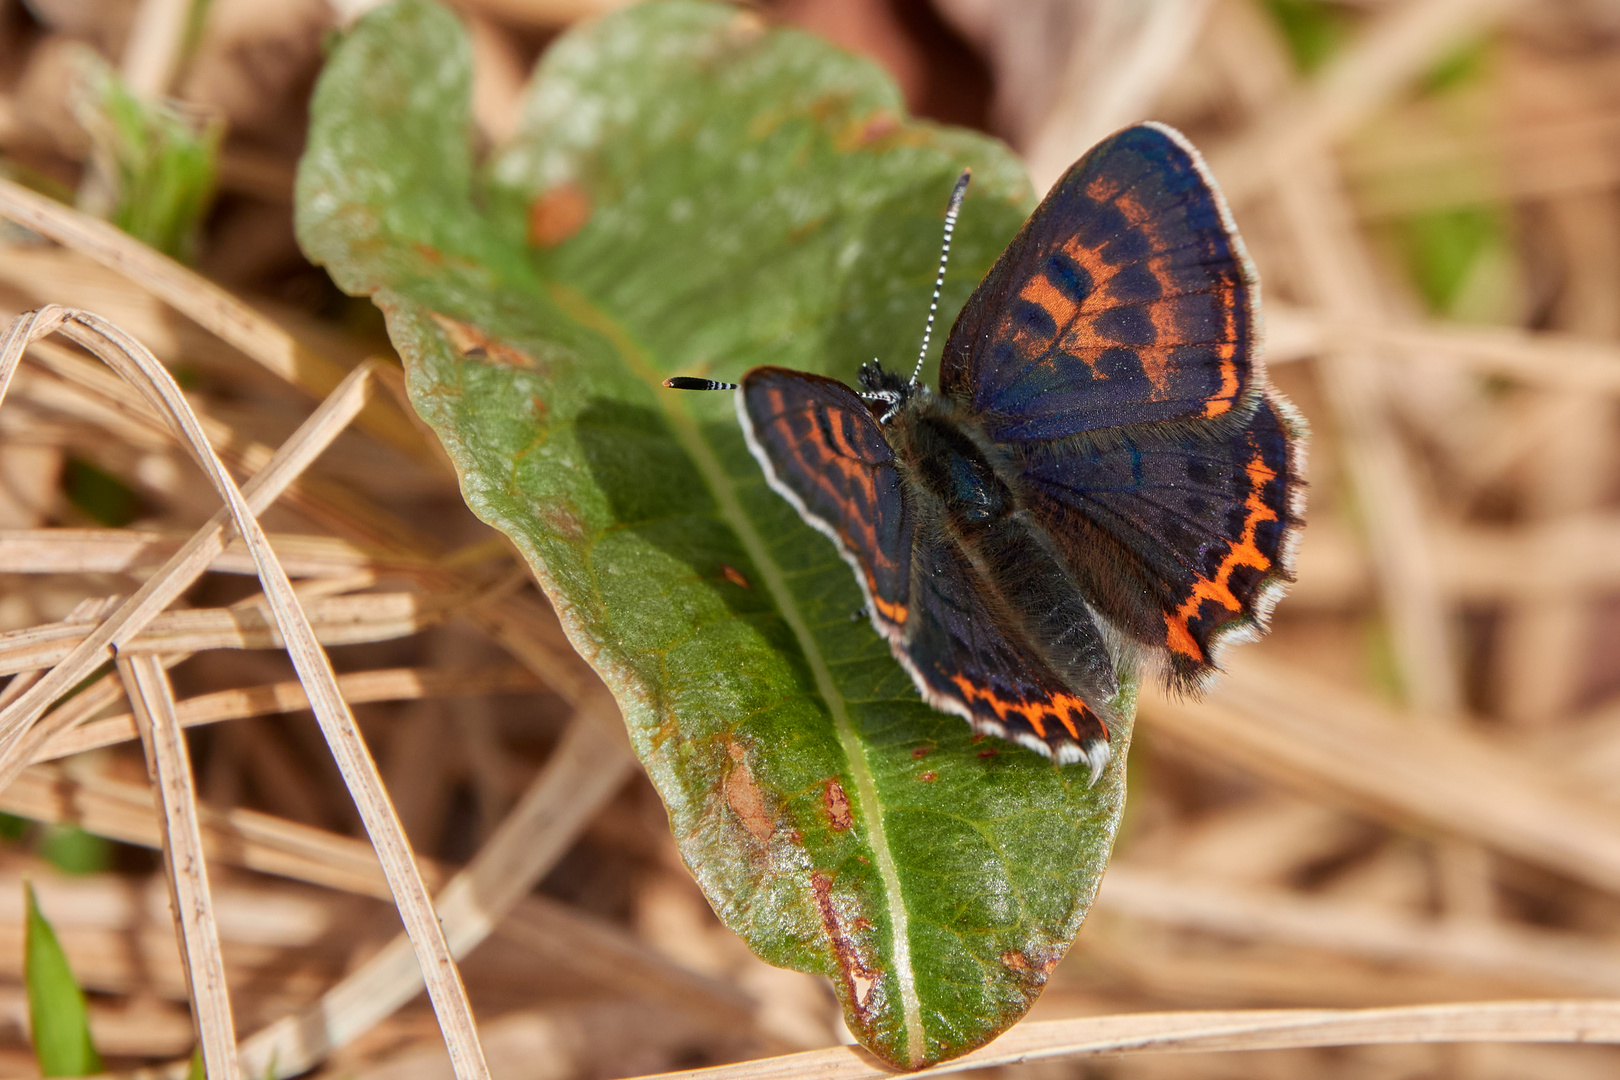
[
  {"xmin": 865, "ymin": 578, "xmax": 908, "ymax": 625},
  {"xmin": 823, "ymin": 404, "xmax": 866, "ymax": 462},
  {"xmin": 768, "ymin": 396, "xmax": 877, "ymax": 515},
  {"xmin": 1205, "ymin": 279, "xmax": 1243, "ymax": 418},
  {"xmin": 1204, "ymin": 342, "xmax": 1239, "ymax": 419},
  {"xmin": 1163, "ymin": 445, "xmax": 1281, "ymax": 660},
  {"xmin": 763, "ymin": 399, "xmax": 908, "ymax": 625},
  {"xmin": 1085, "ymin": 173, "xmax": 1125, "ymax": 204},
  {"xmin": 1017, "ymin": 272, "xmax": 1081, "ymax": 342},
  {"xmin": 1051, "ymin": 326, "xmax": 1112, "ymax": 379},
  {"xmin": 1139, "ymin": 351, "xmax": 1171, "ymax": 401},
  {"xmin": 947, "ymin": 675, "xmax": 1105, "ymax": 743},
  {"xmin": 1111, "ymin": 192, "xmax": 1173, "ymax": 258},
  {"xmin": 1059, "ymin": 235, "xmax": 1119, "ymax": 299}
]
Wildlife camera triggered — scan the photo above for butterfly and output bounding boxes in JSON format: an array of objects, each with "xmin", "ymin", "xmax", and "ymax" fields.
[{"xmin": 668, "ymin": 123, "xmax": 1307, "ymax": 780}]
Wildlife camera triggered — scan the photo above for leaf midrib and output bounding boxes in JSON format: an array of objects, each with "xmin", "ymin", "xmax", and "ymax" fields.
[{"xmin": 549, "ymin": 282, "xmax": 925, "ymax": 1066}]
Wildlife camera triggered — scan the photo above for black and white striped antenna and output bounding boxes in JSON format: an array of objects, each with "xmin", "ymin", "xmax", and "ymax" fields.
[
  {"xmin": 663, "ymin": 376, "xmax": 737, "ymax": 391},
  {"xmin": 910, "ymin": 168, "xmax": 971, "ymax": 387}
]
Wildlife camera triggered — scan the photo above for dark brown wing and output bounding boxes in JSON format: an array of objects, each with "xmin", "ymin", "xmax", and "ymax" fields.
[
  {"xmin": 940, "ymin": 123, "xmax": 1259, "ymax": 441},
  {"xmin": 738, "ymin": 367, "xmax": 913, "ymax": 639}
]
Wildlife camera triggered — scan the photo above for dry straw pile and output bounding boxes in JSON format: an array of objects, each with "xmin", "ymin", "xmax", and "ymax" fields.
[{"xmin": 4, "ymin": 0, "xmax": 1620, "ymax": 1076}]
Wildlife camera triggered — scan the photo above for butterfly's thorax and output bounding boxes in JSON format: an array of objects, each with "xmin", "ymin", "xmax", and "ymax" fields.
[{"xmin": 887, "ymin": 394, "xmax": 1013, "ymax": 531}]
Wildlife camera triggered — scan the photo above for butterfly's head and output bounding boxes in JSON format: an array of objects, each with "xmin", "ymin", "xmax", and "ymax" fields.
[{"xmin": 857, "ymin": 360, "xmax": 915, "ymax": 424}]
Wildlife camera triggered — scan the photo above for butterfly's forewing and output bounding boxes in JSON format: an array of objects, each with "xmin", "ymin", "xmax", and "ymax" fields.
[
  {"xmin": 738, "ymin": 368, "xmax": 914, "ymax": 637},
  {"xmin": 940, "ymin": 121, "xmax": 1305, "ymax": 687},
  {"xmin": 1022, "ymin": 396, "xmax": 1303, "ymax": 687},
  {"xmin": 939, "ymin": 123, "xmax": 1258, "ymax": 440}
]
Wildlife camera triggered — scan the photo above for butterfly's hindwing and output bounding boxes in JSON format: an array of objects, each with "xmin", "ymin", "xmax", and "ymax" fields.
[
  {"xmin": 940, "ymin": 123, "xmax": 1258, "ymax": 442},
  {"xmin": 738, "ymin": 367, "xmax": 914, "ymax": 635},
  {"xmin": 902, "ymin": 529, "xmax": 1110, "ymax": 770},
  {"xmin": 1020, "ymin": 394, "xmax": 1305, "ymax": 686}
]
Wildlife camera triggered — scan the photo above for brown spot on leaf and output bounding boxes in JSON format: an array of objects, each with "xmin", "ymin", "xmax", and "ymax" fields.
[
  {"xmin": 725, "ymin": 742, "xmax": 774, "ymax": 842},
  {"xmin": 720, "ymin": 564, "xmax": 751, "ymax": 589},
  {"xmin": 823, "ymin": 778, "xmax": 852, "ymax": 831},
  {"xmin": 538, "ymin": 501, "xmax": 585, "ymax": 542},
  {"xmin": 414, "ymin": 242, "xmax": 443, "ymax": 264},
  {"xmin": 1003, "ymin": 946, "xmax": 1062, "ymax": 980},
  {"xmin": 977, "ymin": 748, "xmax": 997, "ymax": 758},
  {"xmin": 919, "ymin": 771, "xmax": 937, "ymax": 782},
  {"xmin": 860, "ymin": 112, "xmax": 900, "ymax": 144},
  {"xmin": 429, "ymin": 313, "xmax": 537, "ymax": 369},
  {"xmin": 812, "ymin": 871, "xmax": 880, "ymax": 1018},
  {"xmin": 528, "ymin": 183, "xmax": 591, "ymax": 247},
  {"xmin": 911, "ymin": 745, "xmax": 931, "ymax": 759}
]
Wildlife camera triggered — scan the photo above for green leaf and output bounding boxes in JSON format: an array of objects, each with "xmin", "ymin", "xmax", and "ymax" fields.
[
  {"xmin": 25, "ymin": 882, "xmax": 103, "ymax": 1077},
  {"xmin": 296, "ymin": 1, "xmax": 1133, "ymax": 1067},
  {"xmin": 70, "ymin": 48, "xmax": 222, "ymax": 261}
]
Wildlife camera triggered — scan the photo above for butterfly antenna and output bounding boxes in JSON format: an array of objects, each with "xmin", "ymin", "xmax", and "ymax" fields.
[
  {"xmin": 664, "ymin": 376, "xmax": 738, "ymax": 391},
  {"xmin": 909, "ymin": 168, "xmax": 971, "ymax": 387}
]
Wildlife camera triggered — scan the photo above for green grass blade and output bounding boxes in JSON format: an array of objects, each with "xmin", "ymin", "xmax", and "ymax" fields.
[{"xmin": 24, "ymin": 882, "xmax": 103, "ymax": 1077}]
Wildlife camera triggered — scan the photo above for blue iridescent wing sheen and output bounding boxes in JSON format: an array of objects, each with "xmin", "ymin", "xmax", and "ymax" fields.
[
  {"xmin": 939, "ymin": 123, "xmax": 1258, "ymax": 441},
  {"xmin": 738, "ymin": 367, "xmax": 914, "ymax": 635},
  {"xmin": 1019, "ymin": 395, "xmax": 1305, "ymax": 688}
]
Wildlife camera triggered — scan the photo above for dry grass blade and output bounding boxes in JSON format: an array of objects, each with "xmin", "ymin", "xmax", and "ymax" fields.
[
  {"xmin": 0, "ymin": 753, "xmax": 757, "ymax": 1028},
  {"xmin": 0, "ymin": 184, "xmax": 341, "ymax": 393},
  {"xmin": 0, "ymin": 761, "xmax": 398, "ymax": 895},
  {"xmin": 0, "ymin": 591, "xmax": 449, "ymax": 675},
  {"xmin": 1144, "ymin": 658, "xmax": 1620, "ymax": 894},
  {"xmin": 1097, "ymin": 865, "xmax": 1620, "ymax": 994},
  {"xmin": 0, "ymin": 528, "xmax": 428, "ymax": 577},
  {"xmin": 0, "ymin": 307, "xmax": 489, "ymax": 1080},
  {"xmin": 119, "ymin": 0, "xmax": 194, "ymax": 97},
  {"xmin": 235, "ymin": 696, "xmax": 637, "ymax": 1079},
  {"xmin": 116, "ymin": 652, "xmax": 239, "ymax": 1080},
  {"xmin": 1025, "ymin": 0, "xmax": 1213, "ymax": 192},
  {"xmin": 0, "ymin": 178, "xmax": 428, "ymax": 461},
  {"xmin": 1266, "ymin": 304, "xmax": 1620, "ymax": 393},
  {"xmin": 0, "ymin": 343, "xmax": 377, "ymax": 782},
  {"xmin": 32, "ymin": 664, "xmax": 543, "ymax": 762},
  {"xmin": 629, "ymin": 1002, "xmax": 1620, "ymax": 1079}
]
